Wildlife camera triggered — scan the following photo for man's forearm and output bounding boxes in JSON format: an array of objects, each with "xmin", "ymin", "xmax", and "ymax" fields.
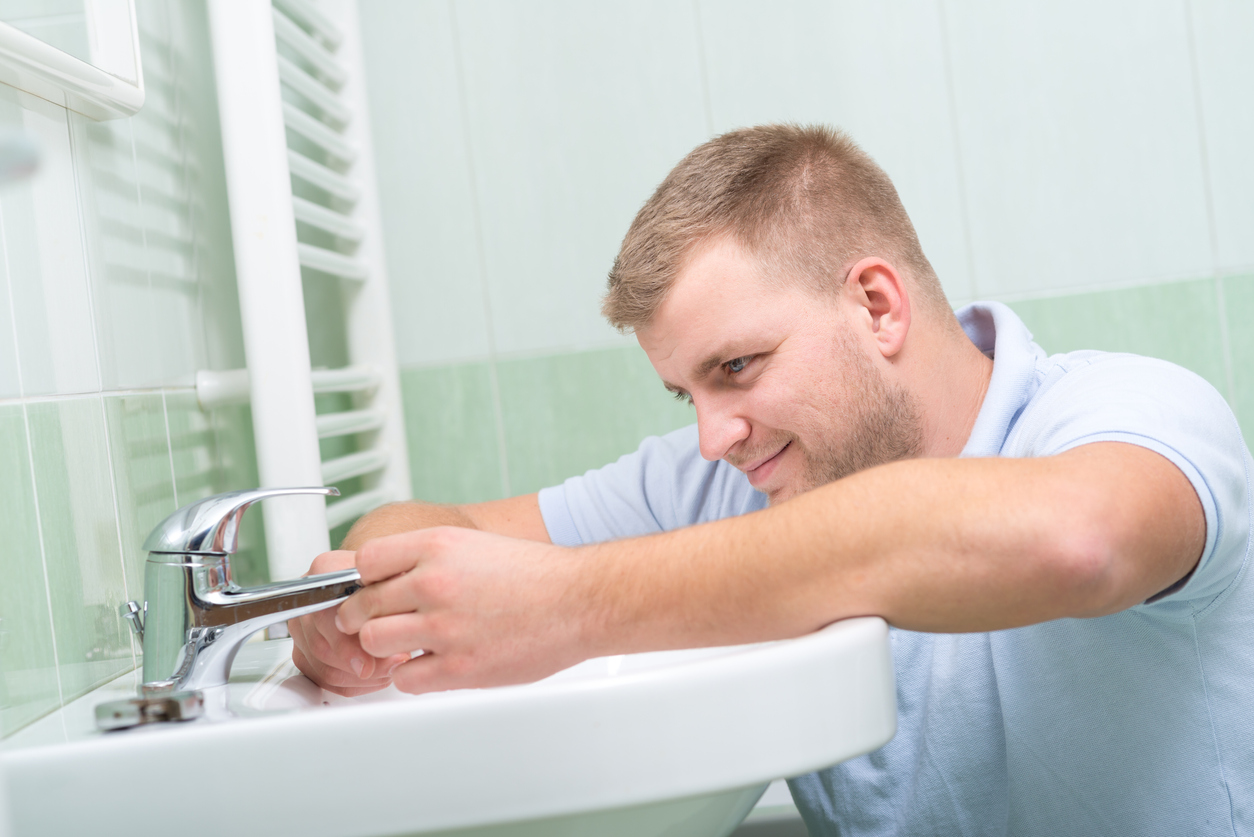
[
  {"xmin": 340, "ymin": 502, "xmax": 479, "ymax": 551},
  {"xmin": 577, "ymin": 443, "xmax": 1204, "ymax": 653},
  {"xmin": 339, "ymin": 493, "xmax": 550, "ymax": 551}
]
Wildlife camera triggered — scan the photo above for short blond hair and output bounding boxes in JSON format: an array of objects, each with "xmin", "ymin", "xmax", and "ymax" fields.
[{"xmin": 603, "ymin": 124, "xmax": 948, "ymax": 332}]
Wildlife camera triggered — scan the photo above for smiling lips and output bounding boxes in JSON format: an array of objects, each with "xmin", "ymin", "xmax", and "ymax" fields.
[{"xmin": 740, "ymin": 441, "xmax": 791, "ymax": 487}]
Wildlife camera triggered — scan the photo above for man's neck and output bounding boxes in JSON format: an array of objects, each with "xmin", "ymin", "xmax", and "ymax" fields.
[{"xmin": 911, "ymin": 318, "xmax": 995, "ymax": 459}]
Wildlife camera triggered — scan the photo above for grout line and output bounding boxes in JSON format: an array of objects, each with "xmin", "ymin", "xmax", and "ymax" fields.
[
  {"xmin": 0, "ymin": 385, "xmax": 197, "ymax": 408},
  {"xmin": 398, "ymin": 337, "xmax": 640, "ymax": 373},
  {"xmin": 1, "ymin": 197, "xmax": 68, "ymax": 731},
  {"xmin": 167, "ymin": 2, "xmax": 211, "ymax": 382},
  {"xmin": 1214, "ymin": 277, "xmax": 1237, "ymax": 405},
  {"xmin": 19, "ymin": 401, "xmax": 69, "ymax": 739},
  {"xmin": 934, "ymin": 0, "xmax": 980, "ymax": 299},
  {"xmin": 96, "ymin": 392, "xmax": 139, "ymax": 671},
  {"xmin": 1, "ymin": 187, "xmax": 21, "ymax": 395},
  {"xmin": 484, "ymin": 361, "xmax": 511, "ymax": 495},
  {"xmin": 64, "ymin": 102, "xmax": 108, "ymax": 398},
  {"xmin": 1182, "ymin": 0, "xmax": 1235, "ymax": 405},
  {"xmin": 3, "ymin": 198, "xmax": 68, "ymax": 720},
  {"xmin": 448, "ymin": 0, "xmax": 511, "ymax": 496},
  {"xmin": 5, "ymin": 12, "xmax": 82, "ymax": 29},
  {"xmin": 691, "ymin": 0, "xmax": 715, "ymax": 136},
  {"xmin": 55, "ymin": 105, "xmax": 105, "ymax": 394},
  {"xmin": 983, "ymin": 266, "xmax": 1253, "ymax": 305},
  {"xmin": 160, "ymin": 389, "xmax": 180, "ymax": 509},
  {"xmin": 65, "ymin": 103, "xmax": 140, "ymax": 675},
  {"xmin": 125, "ymin": 115, "xmax": 163, "ymax": 390},
  {"xmin": 393, "ymin": 267, "xmax": 1254, "ymax": 370},
  {"xmin": 1183, "ymin": 0, "xmax": 1222, "ymax": 273}
]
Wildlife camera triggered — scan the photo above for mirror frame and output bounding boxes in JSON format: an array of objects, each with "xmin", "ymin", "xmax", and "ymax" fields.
[{"xmin": 0, "ymin": 0, "xmax": 144, "ymax": 120}]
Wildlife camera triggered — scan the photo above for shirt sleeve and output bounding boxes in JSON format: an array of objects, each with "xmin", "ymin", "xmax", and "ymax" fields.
[
  {"xmin": 537, "ymin": 424, "xmax": 768, "ymax": 546},
  {"xmin": 1008, "ymin": 355, "xmax": 1251, "ymax": 614}
]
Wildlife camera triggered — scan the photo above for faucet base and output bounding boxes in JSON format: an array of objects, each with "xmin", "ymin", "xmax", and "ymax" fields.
[{"xmin": 95, "ymin": 690, "xmax": 204, "ymax": 731}]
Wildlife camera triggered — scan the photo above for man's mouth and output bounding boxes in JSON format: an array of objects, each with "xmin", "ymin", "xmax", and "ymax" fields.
[{"xmin": 742, "ymin": 442, "xmax": 790, "ymax": 487}]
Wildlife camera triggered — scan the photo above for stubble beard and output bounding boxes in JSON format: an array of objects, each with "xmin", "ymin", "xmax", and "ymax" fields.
[{"xmin": 770, "ymin": 336, "xmax": 925, "ymax": 504}]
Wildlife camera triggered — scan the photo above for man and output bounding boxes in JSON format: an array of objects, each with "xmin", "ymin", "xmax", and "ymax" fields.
[{"xmin": 291, "ymin": 125, "xmax": 1251, "ymax": 835}]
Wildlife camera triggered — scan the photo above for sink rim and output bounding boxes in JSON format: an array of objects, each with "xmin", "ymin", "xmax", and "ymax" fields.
[{"xmin": 0, "ymin": 616, "xmax": 896, "ymax": 837}]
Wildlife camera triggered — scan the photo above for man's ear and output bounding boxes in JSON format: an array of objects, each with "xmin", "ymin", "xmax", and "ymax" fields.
[{"xmin": 844, "ymin": 257, "xmax": 910, "ymax": 359}]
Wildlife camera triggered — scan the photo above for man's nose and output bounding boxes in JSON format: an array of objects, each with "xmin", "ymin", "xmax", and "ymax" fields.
[{"xmin": 694, "ymin": 396, "xmax": 751, "ymax": 462}]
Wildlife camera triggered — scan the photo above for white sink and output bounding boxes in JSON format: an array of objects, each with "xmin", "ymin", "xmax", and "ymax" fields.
[{"xmin": 0, "ymin": 617, "xmax": 895, "ymax": 837}]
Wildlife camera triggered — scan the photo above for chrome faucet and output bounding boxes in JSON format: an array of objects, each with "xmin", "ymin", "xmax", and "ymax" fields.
[{"xmin": 122, "ymin": 487, "xmax": 361, "ymax": 695}]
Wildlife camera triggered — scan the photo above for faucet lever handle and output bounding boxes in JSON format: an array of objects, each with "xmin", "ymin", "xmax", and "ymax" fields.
[{"xmin": 142, "ymin": 486, "xmax": 340, "ymax": 555}]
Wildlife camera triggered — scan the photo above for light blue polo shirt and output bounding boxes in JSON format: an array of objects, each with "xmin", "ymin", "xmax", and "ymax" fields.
[{"xmin": 538, "ymin": 302, "xmax": 1253, "ymax": 836}]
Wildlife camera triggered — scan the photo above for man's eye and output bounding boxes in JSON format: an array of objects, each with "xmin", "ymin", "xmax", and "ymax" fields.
[
  {"xmin": 726, "ymin": 356, "xmax": 751, "ymax": 374},
  {"xmin": 672, "ymin": 390, "xmax": 693, "ymax": 405}
]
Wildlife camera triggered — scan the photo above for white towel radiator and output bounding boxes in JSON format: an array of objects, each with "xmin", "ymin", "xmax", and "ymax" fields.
[{"xmin": 201, "ymin": 0, "xmax": 410, "ymax": 581}]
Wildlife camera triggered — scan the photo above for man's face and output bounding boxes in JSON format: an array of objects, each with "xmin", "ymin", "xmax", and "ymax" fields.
[{"xmin": 636, "ymin": 238, "xmax": 923, "ymax": 504}]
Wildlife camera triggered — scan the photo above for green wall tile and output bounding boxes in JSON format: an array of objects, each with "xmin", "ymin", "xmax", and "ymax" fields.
[
  {"xmin": 103, "ymin": 394, "xmax": 177, "ymax": 615},
  {"xmin": 165, "ymin": 390, "xmax": 219, "ymax": 506},
  {"xmin": 1221, "ymin": 273, "xmax": 1254, "ymax": 441},
  {"xmin": 400, "ymin": 362, "xmax": 507, "ymax": 504},
  {"xmin": 1008, "ymin": 277, "xmax": 1228, "ymax": 393},
  {"xmin": 0, "ymin": 405, "xmax": 62, "ymax": 737},
  {"xmin": 496, "ymin": 346, "xmax": 695, "ymax": 495},
  {"xmin": 26, "ymin": 398, "xmax": 134, "ymax": 703}
]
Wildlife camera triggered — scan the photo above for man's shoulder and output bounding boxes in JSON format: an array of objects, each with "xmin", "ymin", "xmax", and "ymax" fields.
[
  {"xmin": 1037, "ymin": 347, "xmax": 1194, "ymax": 380},
  {"xmin": 1010, "ymin": 350, "xmax": 1240, "ymax": 452},
  {"xmin": 1027, "ymin": 349, "xmax": 1230, "ymax": 421}
]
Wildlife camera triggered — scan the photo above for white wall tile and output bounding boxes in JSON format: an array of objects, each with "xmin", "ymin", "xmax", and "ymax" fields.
[
  {"xmin": 455, "ymin": 0, "xmax": 709, "ymax": 356},
  {"xmin": 69, "ymin": 113, "xmax": 161, "ymax": 390},
  {"xmin": 944, "ymin": 0, "xmax": 1213, "ymax": 298},
  {"xmin": 1189, "ymin": 0, "xmax": 1254, "ymax": 272},
  {"xmin": 0, "ymin": 89, "xmax": 99, "ymax": 396},
  {"xmin": 0, "ymin": 228, "xmax": 19, "ymax": 398},
  {"xmin": 132, "ymin": 0, "xmax": 204, "ymax": 387},
  {"xmin": 360, "ymin": 0, "xmax": 493, "ymax": 368},
  {"xmin": 698, "ymin": 0, "xmax": 973, "ymax": 303},
  {"xmin": 164, "ymin": 0, "xmax": 245, "ymax": 373}
]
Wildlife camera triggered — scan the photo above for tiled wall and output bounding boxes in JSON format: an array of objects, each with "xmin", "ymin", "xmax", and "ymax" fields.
[
  {"xmin": 359, "ymin": 0, "xmax": 1254, "ymax": 505},
  {"xmin": 0, "ymin": 1, "xmax": 264, "ymax": 740}
]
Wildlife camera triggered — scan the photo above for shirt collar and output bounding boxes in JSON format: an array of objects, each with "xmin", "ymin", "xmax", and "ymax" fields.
[{"xmin": 957, "ymin": 301, "xmax": 1045, "ymax": 457}]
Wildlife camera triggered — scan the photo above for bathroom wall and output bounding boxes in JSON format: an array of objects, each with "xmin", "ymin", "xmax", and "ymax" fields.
[
  {"xmin": 358, "ymin": 0, "xmax": 1254, "ymax": 504},
  {"xmin": 0, "ymin": 0, "xmax": 263, "ymax": 740}
]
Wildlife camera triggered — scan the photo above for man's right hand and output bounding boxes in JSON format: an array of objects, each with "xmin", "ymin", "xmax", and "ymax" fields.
[{"xmin": 288, "ymin": 550, "xmax": 410, "ymax": 696}]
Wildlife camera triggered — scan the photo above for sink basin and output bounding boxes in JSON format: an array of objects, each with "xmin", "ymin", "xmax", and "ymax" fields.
[{"xmin": 0, "ymin": 616, "xmax": 895, "ymax": 837}]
